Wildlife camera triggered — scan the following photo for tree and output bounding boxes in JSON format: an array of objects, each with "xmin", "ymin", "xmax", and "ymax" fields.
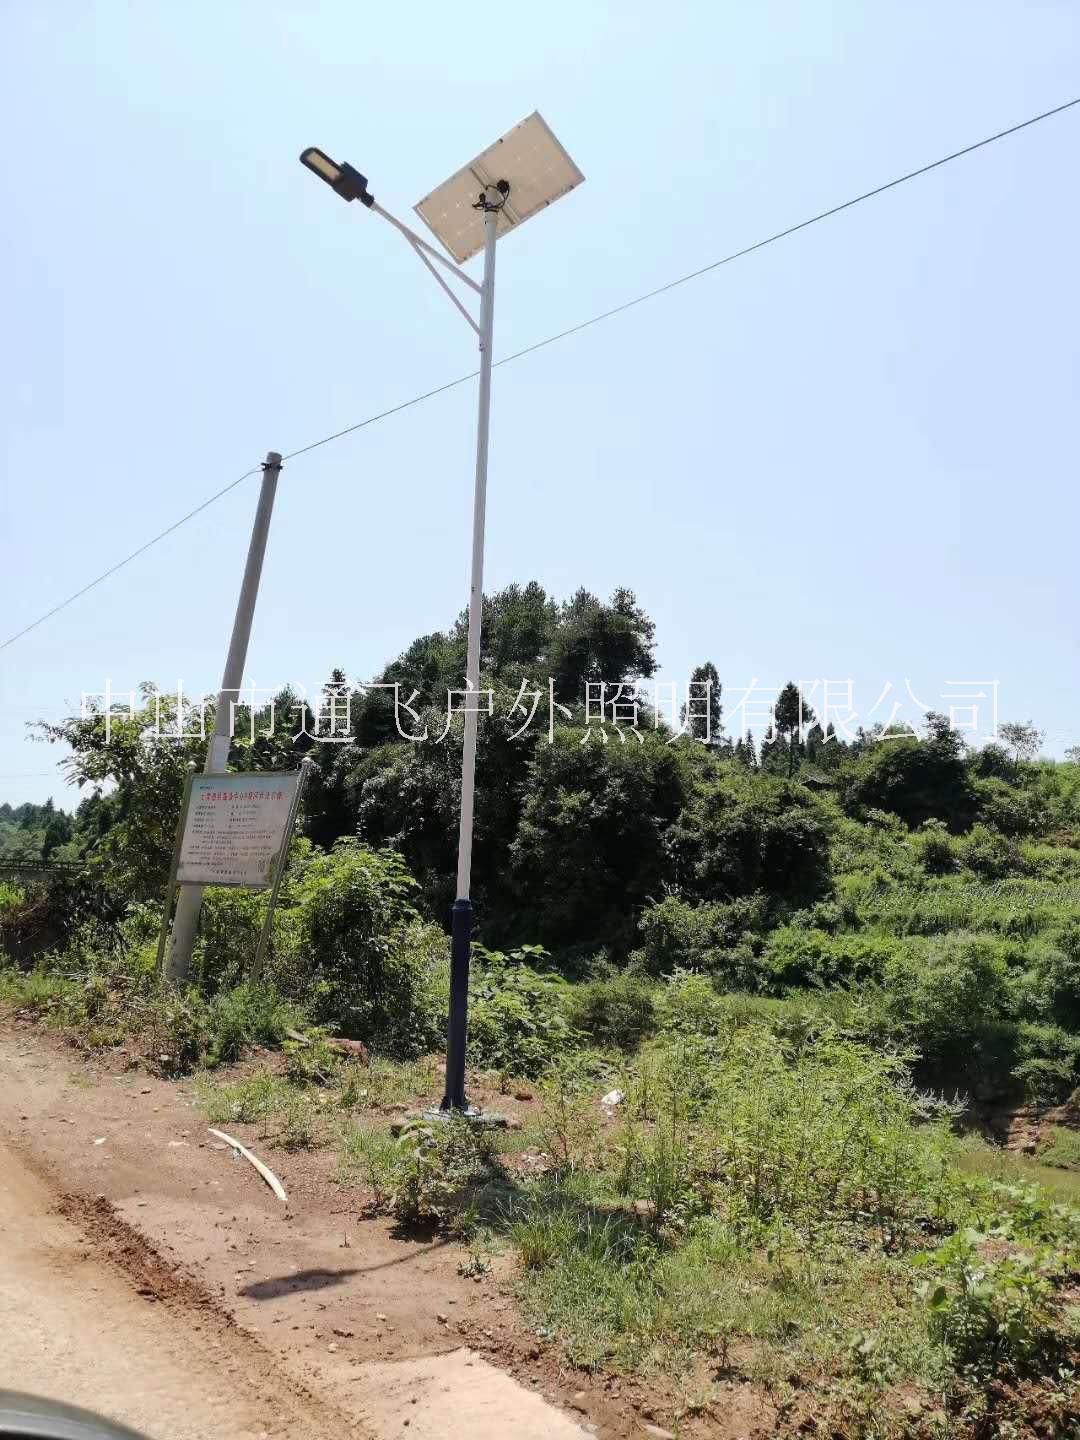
[
  {"xmin": 771, "ymin": 682, "xmax": 817, "ymax": 777},
  {"xmin": 970, "ymin": 742, "xmax": 1012, "ymax": 780},
  {"xmin": 0, "ymin": 799, "xmax": 74, "ymax": 863},
  {"xmin": 667, "ymin": 771, "xmax": 833, "ymax": 908},
  {"xmin": 998, "ymin": 721, "xmax": 1045, "ymax": 776},
  {"xmin": 506, "ymin": 729, "xmax": 690, "ymax": 958},
  {"xmin": 804, "ymin": 722, "xmax": 824, "ymax": 761},
  {"xmin": 354, "ymin": 676, "xmax": 543, "ymax": 926},
  {"xmin": 758, "ymin": 733, "xmax": 779, "ymax": 769},
  {"xmin": 38, "ymin": 685, "xmax": 209, "ymax": 899},
  {"xmin": 41, "ymin": 809, "xmax": 73, "ymax": 858},
  {"xmin": 733, "ymin": 733, "xmax": 756, "ymax": 769},
  {"xmin": 367, "ymin": 582, "xmax": 657, "ymax": 726},
  {"xmin": 681, "ymin": 662, "xmax": 722, "ymax": 745},
  {"xmin": 844, "ymin": 711, "xmax": 977, "ymax": 832},
  {"xmin": 546, "ymin": 587, "xmax": 657, "ymax": 704},
  {"xmin": 479, "ymin": 581, "xmax": 559, "ymax": 673},
  {"xmin": 1066, "ymin": 745, "xmax": 1080, "ymax": 767}
]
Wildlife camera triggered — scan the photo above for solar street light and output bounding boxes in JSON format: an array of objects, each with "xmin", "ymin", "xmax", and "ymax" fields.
[{"xmin": 298, "ymin": 113, "xmax": 584, "ymax": 1111}]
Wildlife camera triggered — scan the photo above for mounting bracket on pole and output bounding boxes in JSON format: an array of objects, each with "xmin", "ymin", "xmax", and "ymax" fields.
[{"xmin": 370, "ymin": 187, "xmax": 508, "ymax": 339}]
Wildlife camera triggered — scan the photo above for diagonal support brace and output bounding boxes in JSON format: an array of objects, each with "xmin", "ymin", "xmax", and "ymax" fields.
[
  {"xmin": 370, "ymin": 201, "xmax": 484, "ymax": 335},
  {"xmin": 407, "ymin": 238, "xmax": 480, "ymax": 335}
]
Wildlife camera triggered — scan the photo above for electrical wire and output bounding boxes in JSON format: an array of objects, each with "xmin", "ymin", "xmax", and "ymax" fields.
[
  {"xmin": 1, "ymin": 467, "xmax": 262, "ymax": 651},
  {"xmin": 284, "ymin": 94, "xmax": 1080, "ymax": 460},
  {"xmin": 4, "ymin": 94, "xmax": 1078, "ymax": 651}
]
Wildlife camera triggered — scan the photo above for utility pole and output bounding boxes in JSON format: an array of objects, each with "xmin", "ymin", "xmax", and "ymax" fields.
[{"xmin": 163, "ymin": 450, "xmax": 283, "ymax": 985}]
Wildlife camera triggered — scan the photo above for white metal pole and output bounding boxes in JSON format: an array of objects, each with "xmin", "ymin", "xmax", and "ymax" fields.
[
  {"xmin": 457, "ymin": 209, "xmax": 498, "ymax": 902},
  {"xmin": 163, "ymin": 450, "xmax": 283, "ymax": 986},
  {"xmin": 443, "ymin": 204, "xmax": 498, "ymax": 1110}
]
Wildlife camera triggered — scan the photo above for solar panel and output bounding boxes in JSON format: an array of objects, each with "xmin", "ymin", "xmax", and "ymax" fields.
[{"xmin": 414, "ymin": 111, "xmax": 584, "ymax": 264}]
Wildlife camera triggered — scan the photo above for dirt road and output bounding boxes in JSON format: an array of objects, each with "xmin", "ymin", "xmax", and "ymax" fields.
[
  {"xmin": 0, "ymin": 1024, "xmax": 596, "ymax": 1440},
  {"xmin": 1, "ymin": 1138, "xmax": 362, "ymax": 1439}
]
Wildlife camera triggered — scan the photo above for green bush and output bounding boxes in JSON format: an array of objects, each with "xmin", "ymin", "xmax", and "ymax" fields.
[
  {"xmin": 2, "ymin": 943, "xmax": 299, "ymax": 1074},
  {"xmin": 1037, "ymin": 1127, "xmax": 1080, "ymax": 1171},
  {"xmin": 595, "ymin": 1026, "xmax": 957, "ymax": 1243},
  {"xmin": 203, "ymin": 983, "xmax": 298, "ymax": 1066},
  {"xmin": 565, "ymin": 973, "xmax": 656, "ymax": 1050},
  {"xmin": 1027, "ymin": 919, "xmax": 1080, "ymax": 1031},
  {"xmin": 666, "ymin": 774, "xmax": 833, "ymax": 908},
  {"xmin": 354, "ymin": 1114, "xmax": 502, "ymax": 1228},
  {"xmin": 885, "ymin": 935, "xmax": 1020, "ymax": 1096},
  {"xmin": 0, "ymin": 881, "xmax": 25, "ymax": 911},
  {"xmin": 975, "ymin": 779, "xmax": 1046, "ymax": 837},
  {"xmin": 0, "ymin": 965, "xmax": 78, "ymax": 1017},
  {"xmin": 843, "ymin": 717, "xmax": 977, "ymax": 832},
  {"xmin": 193, "ymin": 887, "xmax": 268, "ymax": 991},
  {"xmin": 914, "ymin": 1227, "xmax": 1064, "ymax": 1374},
  {"xmin": 148, "ymin": 985, "xmax": 211, "ymax": 1074},
  {"xmin": 959, "ymin": 824, "xmax": 1018, "ymax": 881},
  {"xmin": 760, "ymin": 926, "xmax": 907, "ymax": 991},
  {"xmin": 916, "ymin": 819, "xmax": 958, "ymax": 876},
  {"xmin": 631, "ymin": 893, "xmax": 766, "ymax": 984},
  {"xmin": 468, "ymin": 949, "xmax": 577, "ymax": 1077},
  {"xmin": 281, "ymin": 840, "xmax": 446, "ymax": 1057},
  {"xmin": 1012, "ymin": 1023, "xmax": 1080, "ymax": 1106},
  {"xmin": 1020, "ymin": 840, "xmax": 1080, "ymax": 881},
  {"xmin": 655, "ymin": 970, "xmax": 729, "ymax": 1037},
  {"xmin": 506, "ymin": 730, "xmax": 691, "ymax": 957},
  {"xmin": 283, "ymin": 1028, "xmax": 344, "ymax": 1086},
  {"xmin": 654, "ymin": 973, "xmax": 830, "ymax": 1050}
]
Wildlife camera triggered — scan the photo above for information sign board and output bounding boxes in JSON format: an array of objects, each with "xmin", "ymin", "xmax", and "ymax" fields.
[{"xmin": 176, "ymin": 773, "xmax": 300, "ymax": 888}]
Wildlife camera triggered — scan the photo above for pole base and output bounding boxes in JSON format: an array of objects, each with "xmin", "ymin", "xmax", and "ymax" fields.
[
  {"xmin": 428, "ymin": 1104, "xmax": 483, "ymax": 1122},
  {"xmin": 389, "ymin": 1107, "xmax": 509, "ymax": 1135}
]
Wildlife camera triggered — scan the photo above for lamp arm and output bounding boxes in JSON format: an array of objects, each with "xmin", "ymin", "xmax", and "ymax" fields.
[{"xmin": 371, "ymin": 203, "xmax": 481, "ymax": 292}]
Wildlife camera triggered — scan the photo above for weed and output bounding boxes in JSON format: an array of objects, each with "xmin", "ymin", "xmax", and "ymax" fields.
[
  {"xmin": 283, "ymin": 1028, "xmax": 343, "ymax": 1086},
  {"xmin": 388, "ymin": 1115, "xmax": 502, "ymax": 1228},
  {"xmin": 204, "ymin": 984, "xmax": 298, "ymax": 1067},
  {"xmin": 534, "ymin": 1056, "xmax": 602, "ymax": 1175},
  {"xmin": 0, "ymin": 967, "xmax": 77, "ymax": 1017},
  {"xmin": 338, "ymin": 1123, "xmax": 401, "ymax": 1206},
  {"xmin": 565, "ymin": 973, "xmax": 656, "ymax": 1050},
  {"xmin": 913, "ymin": 1227, "xmax": 1067, "ymax": 1374},
  {"xmin": 195, "ymin": 1068, "xmax": 317, "ymax": 1148},
  {"xmin": 1039, "ymin": 1127, "xmax": 1080, "ymax": 1172},
  {"xmin": 341, "ymin": 1113, "xmax": 508, "ymax": 1231},
  {"xmin": 467, "ymin": 952, "xmax": 578, "ymax": 1077}
]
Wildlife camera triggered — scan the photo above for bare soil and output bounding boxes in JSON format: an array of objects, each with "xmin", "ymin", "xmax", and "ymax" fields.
[
  {"xmin": 1, "ymin": 1138, "xmax": 362, "ymax": 1440},
  {"xmin": 0, "ymin": 1019, "xmax": 775, "ymax": 1440}
]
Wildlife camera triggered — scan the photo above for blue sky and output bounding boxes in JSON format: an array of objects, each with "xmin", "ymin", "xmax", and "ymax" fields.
[{"xmin": 2, "ymin": 2, "xmax": 1079, "ymax": 807}]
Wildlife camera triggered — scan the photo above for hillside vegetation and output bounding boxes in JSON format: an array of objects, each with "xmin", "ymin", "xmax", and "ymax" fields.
[{"xmin": 4, "ymin": 582, "xmax": 1080, "ymax": 1436}]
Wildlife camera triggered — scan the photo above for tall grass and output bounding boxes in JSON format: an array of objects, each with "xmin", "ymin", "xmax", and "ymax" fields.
[{"xmin": 508, "ymin": 1026, "xmax": 1079, "ymax": 1399}]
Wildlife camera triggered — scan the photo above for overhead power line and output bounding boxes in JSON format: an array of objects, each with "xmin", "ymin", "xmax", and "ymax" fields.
[
  {"xmin": 1, "ymin": 467, "xmax": 261, "ymax": 651},
  {"xmin": 4, "ymin": 94, "xmax": 1078, "ymax": 653}
]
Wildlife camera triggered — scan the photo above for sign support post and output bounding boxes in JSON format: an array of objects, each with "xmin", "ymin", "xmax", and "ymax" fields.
[
  {"xmin": 250, "ymin": 757, "xmax": 313, "ymax": 981},
  {"xmin": 155, "ymin": 764, "xmax": 197, "ymax": 974},
  {"xmin": 164, "ymin": 450, "xmax": 283, "ymax": 986}
]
